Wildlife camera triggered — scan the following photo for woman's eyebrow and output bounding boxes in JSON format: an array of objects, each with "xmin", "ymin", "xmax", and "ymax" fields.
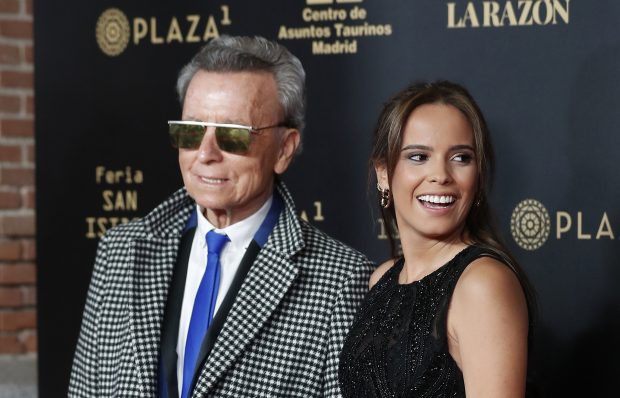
[{"xmin": 401, "ymin": 144, "xmax": 432, "ymax": 151}]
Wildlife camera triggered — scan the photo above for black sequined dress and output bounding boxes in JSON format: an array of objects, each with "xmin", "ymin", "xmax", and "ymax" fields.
[{"xmin": 339, "ymin": 245, "xmax": 491, "ymax": 397}]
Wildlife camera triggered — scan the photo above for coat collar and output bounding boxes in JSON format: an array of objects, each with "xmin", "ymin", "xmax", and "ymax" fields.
[
  {"xmin": 140, "ymin": 187, "xmax": 195, "ymax": 239},
  {"xmin": 139, "ymin": 180, "xmax": 305, "ymax": 255}
]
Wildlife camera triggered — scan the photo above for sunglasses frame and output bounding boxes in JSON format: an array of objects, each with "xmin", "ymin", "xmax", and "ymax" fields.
[{"xmin": 167, "ymin": 120, "xmax": 288, "ymax": 153}]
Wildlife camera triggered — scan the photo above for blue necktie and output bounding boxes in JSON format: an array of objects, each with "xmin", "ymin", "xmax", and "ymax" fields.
[{"xmin": 181, "ymin": 230, "xmax": 229, "ymax": 398}]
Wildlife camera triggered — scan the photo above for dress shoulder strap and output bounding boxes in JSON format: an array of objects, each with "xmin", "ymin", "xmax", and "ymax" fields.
[{"xmin": 372, "ymin": 257, "xmax": 404, "ymax": 291}]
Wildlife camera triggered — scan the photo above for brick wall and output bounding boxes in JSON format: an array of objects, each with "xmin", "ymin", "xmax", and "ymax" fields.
[{"xmin": 0, "ymin": 0, "xmax": 36, "ymax": 354}]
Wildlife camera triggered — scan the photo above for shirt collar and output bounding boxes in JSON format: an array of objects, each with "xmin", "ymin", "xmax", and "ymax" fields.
[{"xmin": 195, "ymin": 195, "xmax": 273, "ymax": 250}]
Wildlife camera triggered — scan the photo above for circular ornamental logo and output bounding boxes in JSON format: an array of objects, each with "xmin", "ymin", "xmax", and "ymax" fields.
[
  {"xmin": 511, "ymin": 199, "xmax": 551, "ymax": 251},
  {"xmin": 96, "ymin": 8, "xmax": 130, "ymax": 57}
]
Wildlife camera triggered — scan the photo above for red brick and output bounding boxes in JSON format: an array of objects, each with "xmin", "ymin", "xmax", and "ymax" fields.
[
  {"xmin": 0, "ymin": 240, "xmax": 21, "ymax": 260},
  {"xmin": 0, "ymin": 191, "xmax": 21, "ymax": 208},
  {"xmin": 0, "ymin": 20, "xmax": 32, "ymax": 39},
  {"xmin": 0, "ymin": 287, "xmax": 22, "ymax": 306},
  {"xmin": 25, "ymin": 0, "xmax": 32, "ymax": 15},
  {"xmin": 0, "ymin": 0, "xmax": 20, "ymax": 13},
  {"xmin": 0, "ymin": 94, "xmax": 20, "ymax": 113},
  {"xmin": 0, "ymin": 43, "xmax": 20, "ymax": 64},
  {"xmin": 25, "ymin": 95, "xmax": 33, "ymax": 114},
  {"xmin": 22, "ymin": 187, "xmax": 34, "ymax": 208},
  {"xmin": 0, "ymin": 263, "xmax": 35, "ymax": 284},
  {"xmin": 0, "ymin": 167, "xmax": 34, "ymax": 185},
  {"xmin": 21, "ymin": 239, "xmax": 34, "ymax": 260},
  {"xmin": 21, "ymin": 286, "xmax": 35, "ymax": 305},
  {"xmin": 0, "ymin": 214, "xmax": 35, "ymax": 236},
  {"xmin": 23, "ymin": 44, "xmax": 33, "ymax": 64},
  {"xmin": 19, "ymin": 329, "xmax": 36, "ymax": 352},
  {"xmin": 0, "ymin": 334, "xmax": 23, "ymax": 354},
  {"xmin": 0, "ymin": 119, "xmax": 34, "ymax": 137},
  {"xmin": 25, "ymin": 143, "xmax": 34, "ymax": 163},
  {"xmin": 0, "ymin": 144, "xmax": 21, "ymax": 162},
  {"xmin": 0, "ymin": 310, "xmax": 36, "ymax": 331},
  {"xmin": 0, "ymin": 71, "xmax": 33, "ymax": 89}
]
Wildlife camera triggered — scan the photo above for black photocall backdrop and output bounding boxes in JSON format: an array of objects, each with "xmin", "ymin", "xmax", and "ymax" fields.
[{"xmin": 34, "ymin": 0, "xmax": 619, "ymax": 396}]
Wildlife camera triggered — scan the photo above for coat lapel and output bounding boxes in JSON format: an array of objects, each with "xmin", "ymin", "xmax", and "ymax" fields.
[
  {"xmin": 127, "ymin": 189, "xmax": 194, "ymax": 396},
  {"xmin": 192, "ymin": 244, "xmax": 300, "ymax": 394},
  {"xmin": 191, "ymin": 240, "xmax": 260, "ymax": 382},
  {"xmin": 130, "ymin": 235, "xmax": 179, "ymax": 396},
  {"xmin": 191, "ymin": 182, "xmax": 304, "ymax": 395},
  {"xmin": 160, "ymin": 227, "xmax": 196, "ymax": 398}
]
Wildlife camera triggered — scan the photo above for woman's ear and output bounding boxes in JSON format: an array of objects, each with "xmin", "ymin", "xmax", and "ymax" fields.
[{"xmin": 374, "ymin": 162, "xmax": 389, "ymax": 189}]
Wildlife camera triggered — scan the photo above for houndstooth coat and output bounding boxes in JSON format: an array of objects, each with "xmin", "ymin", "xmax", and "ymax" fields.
[{"xmin": 69, "ymin": 181, "xmax": 374, "ymax": 397}]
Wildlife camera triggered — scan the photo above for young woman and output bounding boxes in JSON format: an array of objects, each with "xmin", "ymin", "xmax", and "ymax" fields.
[{"xmin": 339, "ymin": 81, "xmax": 535, "ymax": 397}]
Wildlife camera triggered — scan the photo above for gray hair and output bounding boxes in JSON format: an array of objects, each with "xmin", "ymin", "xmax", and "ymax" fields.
[{"xmin": 176, "ymin": 35, "xmax": 306, "ymax": 139}]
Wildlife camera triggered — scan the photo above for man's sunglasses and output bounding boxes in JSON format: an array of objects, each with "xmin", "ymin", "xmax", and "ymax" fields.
[{"xmin": 168, "ymin": 120, "xmax": 288, "ymax": 154}]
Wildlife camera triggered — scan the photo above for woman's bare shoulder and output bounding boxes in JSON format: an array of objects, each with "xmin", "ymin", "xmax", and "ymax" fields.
[
  {"xmin": 369, "ymin": 258, "xmax": 398, "ymax": 289},
  {"xmin": 456, "ymin": 255, "xmax": 525, "ymax": 301},
  {"xmin": 450, "ymin": 255, "xmax": 528, "ymax": 335}
]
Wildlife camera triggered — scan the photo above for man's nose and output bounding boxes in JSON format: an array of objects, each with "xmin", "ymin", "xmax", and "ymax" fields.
[{"xmin": 197, "ymin": 127, "xmax": 223, "ymax": 162}]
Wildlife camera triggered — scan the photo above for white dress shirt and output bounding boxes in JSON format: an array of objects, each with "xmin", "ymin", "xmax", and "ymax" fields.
[{"xmin": 176, "ymin": 196, "xmax": 273, "ymax": 394}]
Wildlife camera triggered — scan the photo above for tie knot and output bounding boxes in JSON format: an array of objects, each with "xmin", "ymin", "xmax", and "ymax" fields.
[{"xmin": 206, "ymin": 230, "xmax": 229, "ymax": 255}]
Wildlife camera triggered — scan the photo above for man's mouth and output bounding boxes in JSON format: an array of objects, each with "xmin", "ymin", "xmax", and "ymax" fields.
[{"xmin": 199, "ymin": 176, "xmax": 227, "ymax": 184}]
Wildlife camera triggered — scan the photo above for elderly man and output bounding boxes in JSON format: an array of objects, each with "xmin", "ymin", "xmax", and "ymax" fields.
[{"xmin": 69, "ymin": 36, "xmax": 373, "ymax": 397}]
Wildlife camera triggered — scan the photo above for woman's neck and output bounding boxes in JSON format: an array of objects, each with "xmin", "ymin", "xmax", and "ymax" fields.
[{"xmin": 398, "ymin": 231, "xmax": 468, "ymax": 284}]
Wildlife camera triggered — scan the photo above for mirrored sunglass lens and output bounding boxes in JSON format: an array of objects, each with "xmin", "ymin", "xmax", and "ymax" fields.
[
  {"xmin": 169, "ymin": 124, "xmax": 204, "ymax": 149},
  {"xmin": 215, "ymin": 127, "xmax": 251, "ymax": 153}
]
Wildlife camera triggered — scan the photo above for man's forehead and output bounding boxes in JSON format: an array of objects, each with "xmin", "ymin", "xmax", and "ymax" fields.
[
  {"xmin": 183, "ymin": 70, "xmax": 282, "ymax": 122},
  {"xmin": 186, "ymin": 70, "xmax": 277, "ymax": 97}
]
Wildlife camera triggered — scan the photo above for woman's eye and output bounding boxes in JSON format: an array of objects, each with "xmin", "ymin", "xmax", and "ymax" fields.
[
  {"xmin": 408, "ymin": 153, "xmax": 427, "ymax": 162},
  {"xmin": 452, "ymin": 153, "xmax": 473, "ymax": 163}
]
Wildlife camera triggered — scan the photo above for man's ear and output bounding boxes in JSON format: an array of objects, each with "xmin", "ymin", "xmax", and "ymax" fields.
[
  {"xmin": 374, "ymin": 162, "xmax": 389, "ymax": 190},
  {"xmin": 274, "ymin": 128, "xmax": 300, "ymax": 174}
]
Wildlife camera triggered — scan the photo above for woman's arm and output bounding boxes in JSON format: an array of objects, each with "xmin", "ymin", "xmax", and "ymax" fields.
[{"xmin": 447, "ymin": 256, "xmax": 529, "ymax": 397}]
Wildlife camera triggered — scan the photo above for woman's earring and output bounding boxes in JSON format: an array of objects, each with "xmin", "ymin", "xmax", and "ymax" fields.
[
  {"xmin": 377, "ymin": 183, "xmax": 391, "ymax": 208},
  {"xmin": 475, "ymin": 192, "xmax": 482, "ymax": 207}
]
